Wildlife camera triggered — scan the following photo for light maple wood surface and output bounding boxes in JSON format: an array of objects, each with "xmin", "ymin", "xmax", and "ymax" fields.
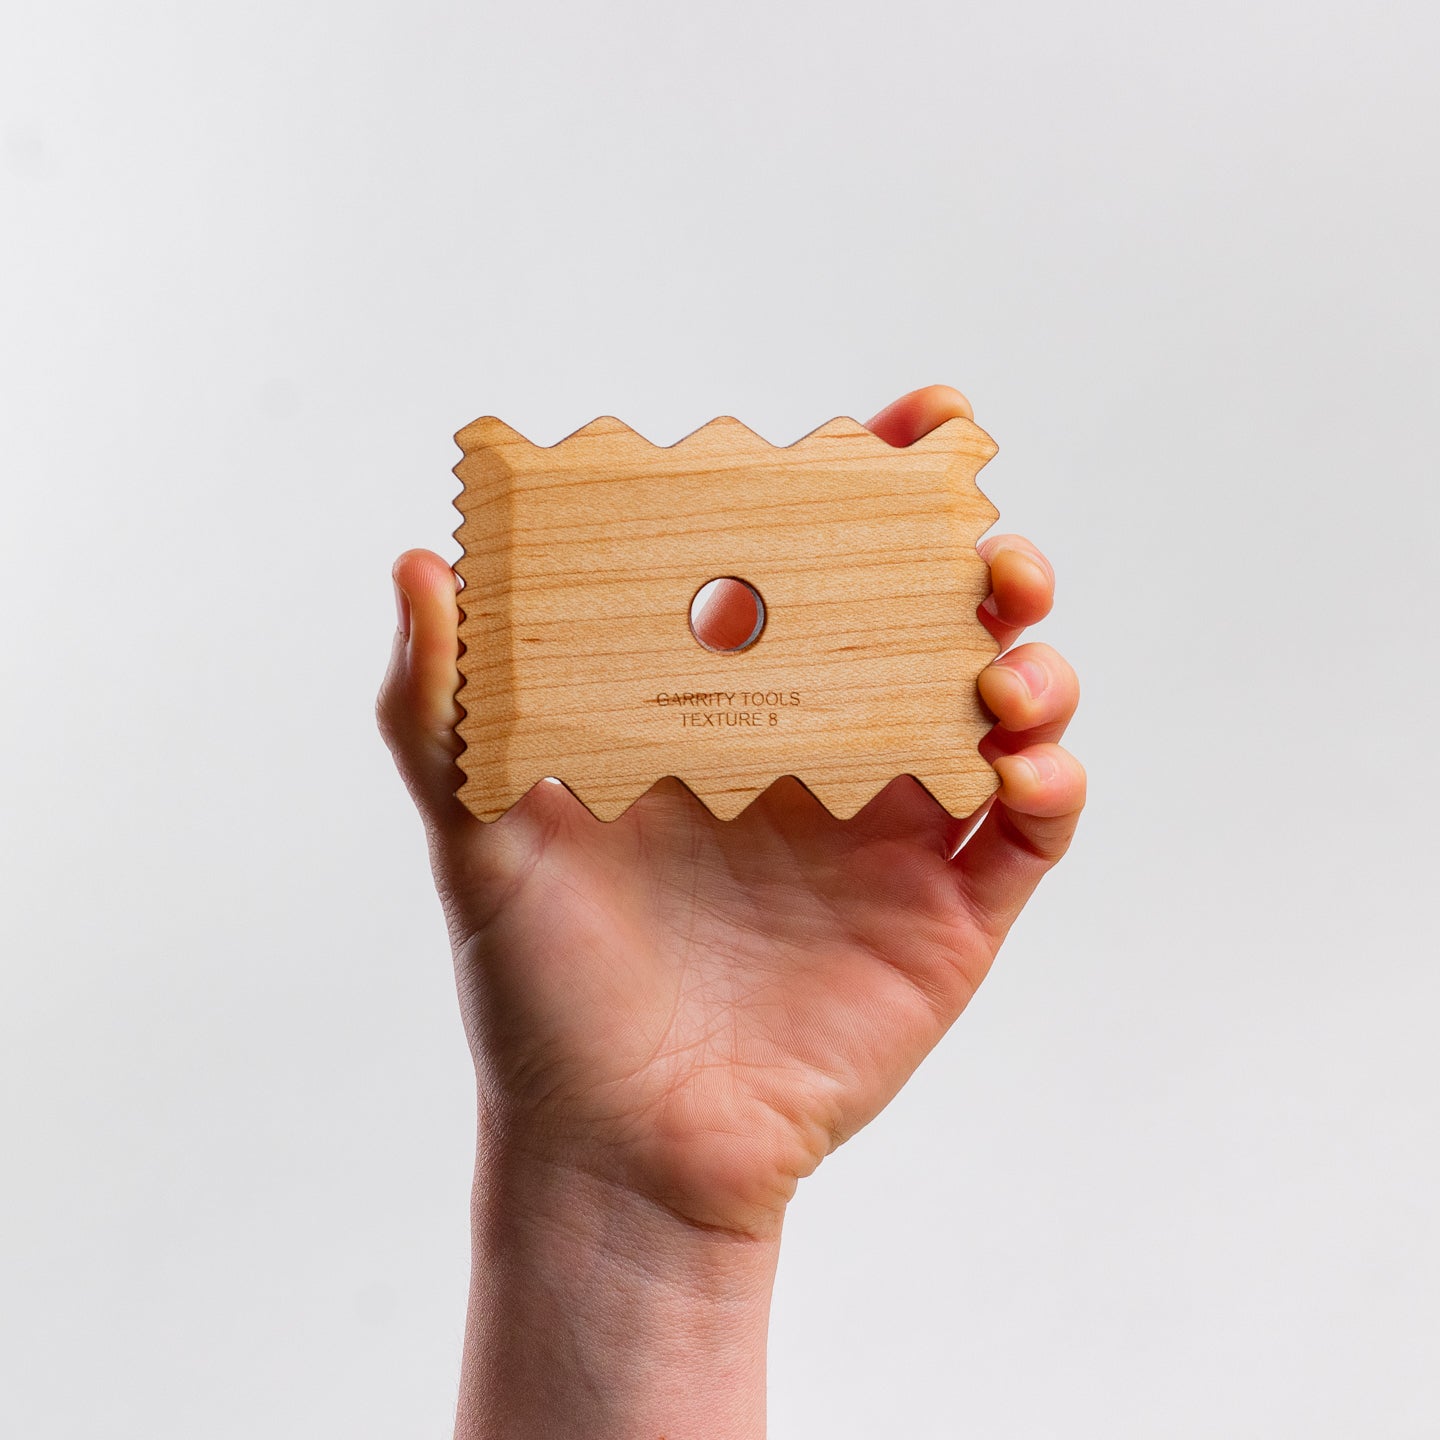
[{"xmin": 452, "ymin": 414, "xmax": 1001, "ymax": 822}]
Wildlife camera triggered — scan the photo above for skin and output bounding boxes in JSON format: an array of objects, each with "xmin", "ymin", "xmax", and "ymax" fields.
[{"xmin": 377, "ymin": 384, "xmax": 1086, "ymax": 1438}]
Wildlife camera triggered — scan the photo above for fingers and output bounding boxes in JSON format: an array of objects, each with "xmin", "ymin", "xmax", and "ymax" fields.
[
  {"xmin": 951, "ymin": 742, "xmax": 1087, "ymax": 941},
  {"xmin": 863, "ymin": 387, "xmax": 1055, "ymax": 649},
  {"xmin": 978, "ymin": 535, "xmax": 1054, "ymax": 650},
  {"xmin": 376, "ymin": 549, "xmax": 470, "ymax": 823},
  {"xmin": 864, "ymin": 384, "xmax": 974, "ymax": 446},
  {"xmin": 861, "ymin": 387, "xmax": 1080, "ymax": 905},
  {"xmin": 976, "ymin": 642, "xmax": 1079, "ymax": 757},
  {"xmin": 961, "ymin": 626, "xmax": 1084, "ymax": 936}
]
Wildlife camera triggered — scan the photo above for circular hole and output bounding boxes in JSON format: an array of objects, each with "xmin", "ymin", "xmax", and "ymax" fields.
[{"xmin": 689, "ymin": 577, "xmax": 766, "ymax": 653}]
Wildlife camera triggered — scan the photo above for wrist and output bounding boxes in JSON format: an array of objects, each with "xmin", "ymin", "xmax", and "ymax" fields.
[{"xmin": 456, "ymin": 1110, "xmax": 781, "ymax": 1440}]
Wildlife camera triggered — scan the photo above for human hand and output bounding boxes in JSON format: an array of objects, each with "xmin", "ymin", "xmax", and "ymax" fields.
[{"xmin": 377, "ymin": 385, "xmax": 1084, "ymax": 1437}]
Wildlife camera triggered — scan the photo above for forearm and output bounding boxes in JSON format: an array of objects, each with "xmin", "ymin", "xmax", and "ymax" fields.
[{"xmin": 455, "ymin": 1113, "xmax": 780, "ymax": 1440}]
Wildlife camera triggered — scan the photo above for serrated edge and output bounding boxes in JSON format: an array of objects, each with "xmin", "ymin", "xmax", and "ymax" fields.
[{"xmin": 450, "ymin": 414, "xmax": 1000, "ymax": 823}]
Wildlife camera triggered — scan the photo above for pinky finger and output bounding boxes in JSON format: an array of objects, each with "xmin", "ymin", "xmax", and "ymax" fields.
[{"xmin": 951, "ymin": 743, "xmax": 1087, "ymax": 940}]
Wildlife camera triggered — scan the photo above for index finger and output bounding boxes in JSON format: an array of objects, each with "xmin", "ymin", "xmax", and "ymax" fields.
[{"xmin": 864, "ymin": 384, "xmax": 974, "ymax": 445}]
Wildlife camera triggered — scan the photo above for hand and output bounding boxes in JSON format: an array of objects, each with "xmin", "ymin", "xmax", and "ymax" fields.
[{"xmin": 377, "ymin": 385, "xmax": 1085, "ymax": 1437}]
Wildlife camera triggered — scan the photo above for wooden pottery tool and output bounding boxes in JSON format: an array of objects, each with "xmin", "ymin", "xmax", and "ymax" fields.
[{"xmin": 451, "ymin": 414, "xmax": 1000, "ymax": 822}]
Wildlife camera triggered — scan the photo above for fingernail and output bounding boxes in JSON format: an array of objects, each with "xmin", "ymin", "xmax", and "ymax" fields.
[
  {"xmin": 393, "ymin": 579, "xmax": 411, "ymax": 640},
  {"xmin": 1005, "ymin": 657, "xmax": 1049, "ymax": 700},
  {"xmin": 1020, "ymin": 552, "xmax": 1053, "ymax": 587},
  {"xmin": 1012, "ymin": 751, "xmax": 1059, "ymax": 785}
]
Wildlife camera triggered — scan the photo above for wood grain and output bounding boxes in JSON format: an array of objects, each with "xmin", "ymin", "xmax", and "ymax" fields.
[{"xmin": 452, "ymin": 414, "xmax": 1001, "ymax": 822}]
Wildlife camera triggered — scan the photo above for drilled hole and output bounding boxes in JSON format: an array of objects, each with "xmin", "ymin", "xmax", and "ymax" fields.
[{"xmin": 689, "ymin": 577, "xmax": 766, "ymax": 653}]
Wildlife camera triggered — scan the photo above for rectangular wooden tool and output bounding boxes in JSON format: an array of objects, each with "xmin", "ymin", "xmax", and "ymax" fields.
[{"xmin": 452, "ymin": 415, "xmax": 1000, "ymax": 821}]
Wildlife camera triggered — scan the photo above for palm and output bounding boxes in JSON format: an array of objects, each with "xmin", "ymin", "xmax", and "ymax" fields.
[{"xmin": 438, "ymin": 774, "xmax": 995, "ymax": 1233}]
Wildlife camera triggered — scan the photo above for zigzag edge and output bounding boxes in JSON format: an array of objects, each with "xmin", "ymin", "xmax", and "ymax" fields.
[
  {"xmin": 459, "ymin": 768, "xmax": 1001, "ymax": 826},
  {"xmin": 455, "ymin": 411, "xmax": 993, "ymax": 457}
]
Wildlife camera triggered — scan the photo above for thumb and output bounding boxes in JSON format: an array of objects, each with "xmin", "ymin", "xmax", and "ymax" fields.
[{"xmin": 376, "ymin": 549, "xmax": 469, "ymax": 824}]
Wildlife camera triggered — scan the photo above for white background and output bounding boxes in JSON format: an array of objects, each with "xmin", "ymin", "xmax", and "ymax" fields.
[{"xmin": 3, "ymin": 1, "xmax": 1437, "ymax": 1435}]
